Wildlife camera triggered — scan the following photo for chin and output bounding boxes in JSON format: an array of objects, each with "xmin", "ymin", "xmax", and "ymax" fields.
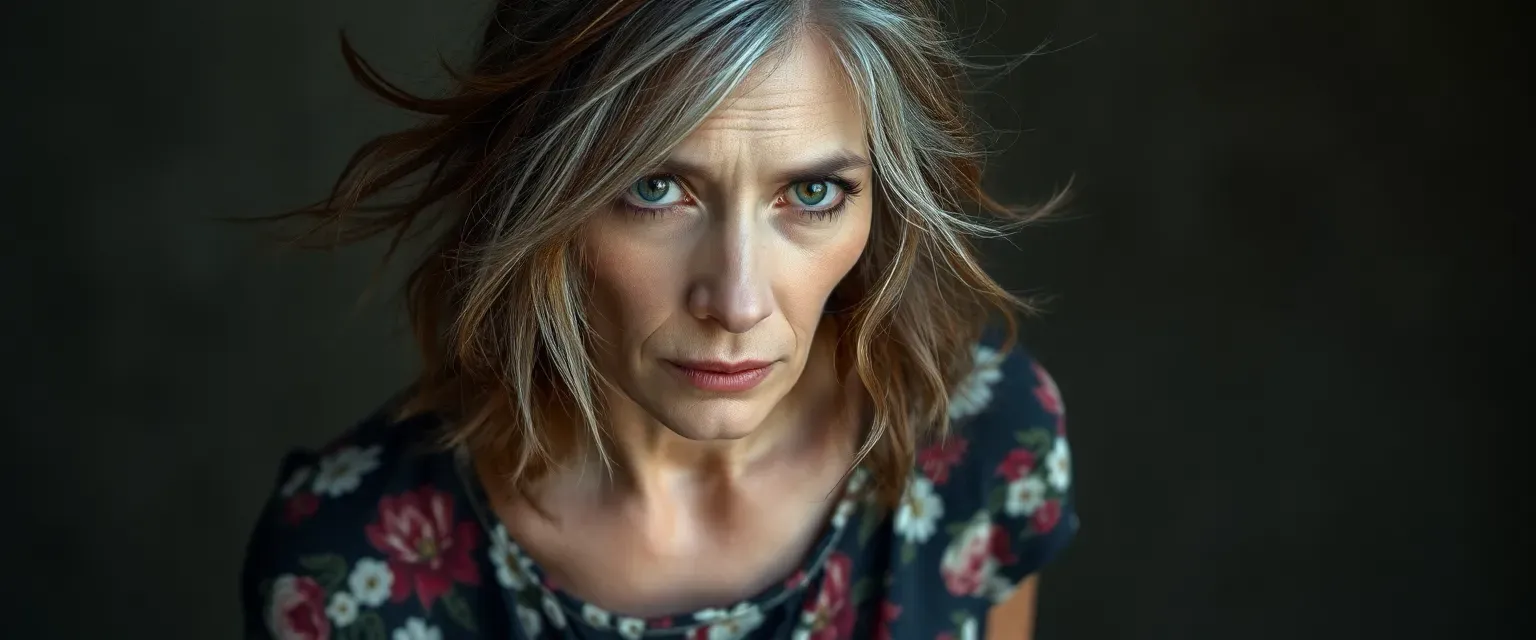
[
  {"xmin": 665, "ymin": 423, "xmax": 757, "ymax": 442},
  {"xmin": 655, "ymin": 404, "xmax": 766, "ymax": 441}
]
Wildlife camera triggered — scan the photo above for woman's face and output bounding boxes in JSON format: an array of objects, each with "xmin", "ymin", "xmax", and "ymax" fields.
[{"xmin": 580, "ymin": 34, "xmax": 873, "ymax": 442}]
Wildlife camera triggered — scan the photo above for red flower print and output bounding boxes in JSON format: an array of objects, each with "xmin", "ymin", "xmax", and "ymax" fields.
[
  {"xmin": 936, "ymin": 634, "xmax": 956, "ymax": 640},
  {"xmin": 800, "ymin": 552, "xmax": 855, "ymax": 640},
  {"xmin": 1032, "ymin": 499, "xmax": 1063, "ymax": 534},
  {"xmin": 989, "ymin": 524, "xmax": 1017, "ymax": 566},
  {"xmin": 995, "ymin": 449, "xmax": 1036, "ymax": 482},
  {"xmin": 364, "ymin": 487, "xmax": 481, "ymax": 611},
  {"xmin": 1031, "ymin": 362, "xmax": 1066, "ymax": 433},
  {"xmin": 940, "ymin": 517, "xmax": 1004, "ymax": 597},
  {"xmin": 283, "ymin": 493, "xmax": 319, "ymax": 526},
  {"xmin": 266, "ymin": 575, "xmax": 329, "ymax": 640},
  {"xmin": 784, "ymin": 569, "xmax": 807, "ymax": 589},
  {"xmin": 918, "ymin": 437, "xmax": 969, "ymax": 485},
  {"xmin": 872, "ymin": 602, "xmax": 901, "ymax": 640}
]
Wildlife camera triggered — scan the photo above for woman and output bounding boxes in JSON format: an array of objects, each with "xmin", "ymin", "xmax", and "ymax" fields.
[{"xmin": 242, "ymin": 1, "xmax": 1077, "ymax": 638}]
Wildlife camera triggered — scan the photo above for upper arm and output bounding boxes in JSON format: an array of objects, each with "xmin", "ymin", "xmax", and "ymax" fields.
[{"xmin": 988, "ymin": 574, "xmax": 1039, "ymax": 640}]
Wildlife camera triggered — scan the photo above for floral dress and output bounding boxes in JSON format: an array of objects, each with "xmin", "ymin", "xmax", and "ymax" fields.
[{"xmin": 242, "ymin": 340, "xmax": 1078, "ymax": 640}]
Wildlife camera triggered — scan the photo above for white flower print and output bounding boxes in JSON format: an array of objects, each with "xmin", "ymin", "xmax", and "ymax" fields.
[
  {"xmin": 695, "ymin": 603, "xmax": 765, "ymax": 640},
  {"xmin": 894, "ymin": 475, "xmax": 944, "ymax": 544},
  {"xmin": 846, "ymin": 467, "xmax": 870, "ymax": 494},
  {"xmin": 985, "ymin": 574, "xmax": 1018, "ymax": 605},
  {"xmin": 617, "ymin": 616, "xmax": 647, "ymax": 640},
  {"xmin": 392, "ymin": 617, "xmax": 442, "ymax": 640},
  {"xmin": 1004, "ymin": 476, "xmax": 1047, "ymax": 517},
  {"xmin": 348, "ymin": 557, "xmax": 394, "ymax": 607},
  {"xmin": 959, "ymin": 616, "xmax": 979, "ymax": 640},
  {"xmin": 948, "ymin": 344, "xmax": 1004, "ymax": 420},
  {"xmin": 582, "ymin": 603, "xmax": 612, "ymax": 628},
  {"xmin": 939, "ymin": 512, "xmax": 1002, "ymax": 597},
  {"xmin": 516, "ymin": 603, "xmax": 543, "ymax": 637},
  {"xmin": 831, "ymin": 498, "xmax": 858, "ymax": 529},
  {"xmin": 1046, "ymin": 437, "xmax": 1072, "ymax": 491},
  {"xmin": 543, "ymin": 593, "xmax": 568, "ymax": 629},
  {"xmin": 312, "ymin": 445, "xmax": 383, "ymax": 497},
  {"xmin": 266, "ymin": 574, "xmax": 327, "ymax": 639},
  {"xmin": 489, "ymin": 524, "xmax": 533, "ymax": 590},
  {"xmin": 831, "ymin": 467, "xmax": 870, "ymax": 530},
  {"xmin": 326, "ymin": 592, "xmax": 359, "ymax": 627},
  {"xmin": 279, "ymin": 467, "xmax": 312, "ymax": 497}
]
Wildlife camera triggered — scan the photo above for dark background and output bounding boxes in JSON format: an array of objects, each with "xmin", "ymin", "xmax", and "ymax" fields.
[{"xmin": 1, "ymin": 0, "xmax": 1525, "ymax": 637}]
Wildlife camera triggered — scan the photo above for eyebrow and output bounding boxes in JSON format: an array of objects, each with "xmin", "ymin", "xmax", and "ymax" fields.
[{"xmin": 656, "ymin": 150, "xmax": 871, "ymax": 185}]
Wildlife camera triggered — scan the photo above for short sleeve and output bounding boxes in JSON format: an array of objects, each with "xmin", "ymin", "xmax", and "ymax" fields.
[
  {"xmin": 918, "ymin": 342, "xmax": 1078, "ymax": 605},
  {"xmin": 236, "ymin": 410, "xmax": 494, "ymax": 639},
  {"xmin": 240, "ymin": 449, "xmax": 319, "ymax": 638},
  {"xmin": 986, "ymin": 351, "xmax": 1077, "ymax": 585}
]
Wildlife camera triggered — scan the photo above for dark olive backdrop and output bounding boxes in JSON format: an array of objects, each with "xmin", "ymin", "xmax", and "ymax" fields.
[{"xmin": 1, "ymin": 0, "xmax": 1525, "ymax": 638}]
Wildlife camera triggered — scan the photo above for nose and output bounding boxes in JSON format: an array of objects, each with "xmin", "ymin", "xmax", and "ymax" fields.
[{"xmin": 687, "ymin": 218, "xmax": 773, "ymax": 334}]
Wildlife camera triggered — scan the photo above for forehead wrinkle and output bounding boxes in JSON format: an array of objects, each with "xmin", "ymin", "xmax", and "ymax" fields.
[
  {"xmin": 694, "ymin": 114, "xmax": 831, "ymax": 137},
  {"xmin": 663, "ymin": 33, "xmax": 866, "ymax": 172},
  {"xmin": 691, "ymin": 32, "xmax": 859, "ymax": 135},
  {"xmin": 696, "ymin": 91, "xmax": 849, "ymax": 134}
]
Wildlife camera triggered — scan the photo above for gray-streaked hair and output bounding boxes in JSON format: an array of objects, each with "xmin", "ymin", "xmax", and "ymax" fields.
[{"xmin": 275, "ymin": 0, "xmax": 1059, "ymax": 506}]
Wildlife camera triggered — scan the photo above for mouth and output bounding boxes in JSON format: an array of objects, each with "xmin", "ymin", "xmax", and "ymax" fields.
[
  {"xmin": 666, "ymin": 359, "xmax": 776, "ymax": 392},
  {"xmin": 670, "ymin": 359, "xmax": 774, "ymax": 373}
]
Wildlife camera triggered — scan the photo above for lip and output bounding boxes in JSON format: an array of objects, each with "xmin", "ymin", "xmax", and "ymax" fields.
[
  {"xmin": 667, "ymin": 359, "xmax": 775, "ymax": 392},
  {"xmin": 671, "ymin": 359, "xmax": 774, "ymax": 373}
]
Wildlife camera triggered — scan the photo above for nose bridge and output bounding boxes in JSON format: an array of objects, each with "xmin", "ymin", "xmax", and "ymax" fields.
[{"xmin": 690, "ymin": 207, "xmax": 773, "ymax": 333}]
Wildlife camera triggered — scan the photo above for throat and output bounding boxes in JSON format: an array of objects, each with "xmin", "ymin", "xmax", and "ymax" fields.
[
  {"xmin": 478, "ymin": 434, "xmax": 861, "ymax": 618},
  {"xmin": 531, "ymin": 468, "xmax": 851, "ymax": 616}
]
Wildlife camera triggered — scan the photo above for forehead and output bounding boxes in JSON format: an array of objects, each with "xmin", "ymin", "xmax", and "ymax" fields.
[{"xmin": 682, "ymin": 33, "xmax": 866, "ymax": 149}]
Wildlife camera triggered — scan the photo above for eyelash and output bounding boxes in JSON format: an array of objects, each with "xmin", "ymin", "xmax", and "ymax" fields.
[{"xmin": 619, "ymin": 174, "xmax": 864, "ymax": 221}]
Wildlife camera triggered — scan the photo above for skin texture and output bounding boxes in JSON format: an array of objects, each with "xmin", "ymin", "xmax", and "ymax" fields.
[
  {"xmin": 989, "ymin": 575, "xmax": 1039, "ymax": 639},
  {"xmin": 479, "ymin": 32, "xmax": 1039, "ymax": 636}
]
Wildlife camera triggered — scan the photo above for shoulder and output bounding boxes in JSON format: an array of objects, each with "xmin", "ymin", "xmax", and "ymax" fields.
[
  {"xmin": 246, "ymin": 403, "xmax": 445, "ymax": 547},
  {"xmin": 927, "ymin": 337, "xmax": 1070, "ymax": 495},
  {"xmin": 239, "ymin": 400, "xmax": 491, "ymax": 637},
  {"xmin": 899, "ymin": 337, "xmax": 1077, "ymax": 607},
  {"xmin": 951, "ymin": 335, "xmax": 1066, "ymax": 431}
]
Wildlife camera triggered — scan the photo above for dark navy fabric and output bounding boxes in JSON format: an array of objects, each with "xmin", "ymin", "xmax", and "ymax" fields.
[{"xmin": 241, "ymin": 341, "xmax": 1077, "ymax": 640}]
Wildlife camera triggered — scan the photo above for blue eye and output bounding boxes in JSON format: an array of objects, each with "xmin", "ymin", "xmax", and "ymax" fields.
[
  {"xmin": 626, "ymin": 177, "xmax": 684, "ymax": 207},
  {"xmin": 789, "ymin": 181, "xmax": 840, "ymax": 208}
]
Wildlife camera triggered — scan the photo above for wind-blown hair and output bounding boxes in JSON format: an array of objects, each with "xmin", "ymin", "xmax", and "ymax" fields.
[{"xmin": 277, "ymin": 0, "xmax": 1059, "ymax": 506}]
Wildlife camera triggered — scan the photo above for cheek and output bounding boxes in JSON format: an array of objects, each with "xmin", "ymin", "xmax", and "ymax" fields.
[
  {"xmin": 582, "ymin": 228, "xmax": 677, "ymax": 339},
  {"xmin": 780, "ymin": 211, "xmax": 871, "ymax": 319}
]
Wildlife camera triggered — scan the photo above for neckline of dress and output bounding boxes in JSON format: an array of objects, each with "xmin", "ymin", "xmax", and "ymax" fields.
[{"xmin": 450, "ymin": 447, "xmax": 874, "ymax": 638}]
